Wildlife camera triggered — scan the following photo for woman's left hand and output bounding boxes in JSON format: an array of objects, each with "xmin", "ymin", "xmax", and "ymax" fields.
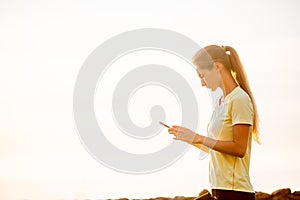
[{"xmin": 168, "ymin": 125, "xmax": 197, "ymax": 144}]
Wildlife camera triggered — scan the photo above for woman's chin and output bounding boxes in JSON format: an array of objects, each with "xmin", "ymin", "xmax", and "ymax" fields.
[{"xmin": 210, "ymin": 87, "xmax": 217, "ymax": 92}]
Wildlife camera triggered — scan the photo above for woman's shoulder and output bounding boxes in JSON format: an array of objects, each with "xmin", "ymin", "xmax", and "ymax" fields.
[{"xmin": 229, "ymin": 87, "xmax": 251, "ymax": 102}]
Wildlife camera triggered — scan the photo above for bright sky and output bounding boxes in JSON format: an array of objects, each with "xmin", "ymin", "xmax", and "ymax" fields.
[{"xmin": 1, "ymin": 0, "xmax": 300, "ymax": 199}]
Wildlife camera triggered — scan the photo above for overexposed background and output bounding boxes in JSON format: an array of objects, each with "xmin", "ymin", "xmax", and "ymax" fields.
[{"xmin": 1, "ymin": 0, "xmax": 300, "ymax": 199}]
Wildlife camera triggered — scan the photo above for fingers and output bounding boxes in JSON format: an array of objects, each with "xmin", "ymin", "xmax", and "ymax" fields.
[
  {"xmin": 168, "ymin": 125, "xmax": 179, "ymax": 135},
  {"xmin": 168, "ymin": 126, "xmax": 186, "ymax": 141},
  {"xmin": 167, "ymin": 125, "xmax": 196, "ymax": 143},
  {"xmin": 168, "ymin": 128, "xmax": 177, "ymax": 135},
  {"xmin": 168, "ymin": 125, "xmax": 187, "ymax": 135}
]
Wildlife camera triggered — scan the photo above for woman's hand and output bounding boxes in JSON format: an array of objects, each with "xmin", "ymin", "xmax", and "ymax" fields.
[{"xmin": 168, "ymin": 125, "xmax": 198, "ymax": 144}]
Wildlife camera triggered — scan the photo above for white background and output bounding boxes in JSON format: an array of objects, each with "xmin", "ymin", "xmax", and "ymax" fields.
[{"xmin": 1, "ymin": 0, "xmax": 300, "ymax": 199}]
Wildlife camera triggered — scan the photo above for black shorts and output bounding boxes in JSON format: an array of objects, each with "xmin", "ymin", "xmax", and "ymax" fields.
[
  {"xmin": 212, "ymin": 189, "xmax": 255, "ymax": 200},
  {"xmin": 194, "ymin": 189, "xmax": 255, "ymax": 200}
]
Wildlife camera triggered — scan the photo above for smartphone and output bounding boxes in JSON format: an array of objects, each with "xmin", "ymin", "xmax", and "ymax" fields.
[{"xmin": 159, "ymin": 121, "xmax": 170, "ymax": 128}]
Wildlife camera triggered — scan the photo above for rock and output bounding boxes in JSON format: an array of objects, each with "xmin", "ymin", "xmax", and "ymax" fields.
[
  {"xmin": 198, "ymin": 189, "xmax": 210, "ymax": 197},
  {"xmin": 174, "ymin": 196, "xmax": 195, "ymax": 200},
  {"xmin": 149, "ymin": 198, "xmax": 171, "ymax": 200},
  {"xmin": 271, "ymin": 188, "xmax": 291, "ymax": 197},
  {"xmin": 108, "ymin": 188, "xmax": 300, "ymax": 200},
  {"xmin": 272, "ymin": 196, "xmax": 288, "ymax": 200},
  {"xmin": 293, "ymin": 191, "xmax": 300, "ymax": 196},
  {"xmin": 289, "ymin": 194, "xmax": 300, "ymax": 200},
  {"xmin": 194, "ymin": 189, "xmax": 213, "ymax": 200},
  {"xmin": 108, "ymin": 198, "xmax": 129, "ymax": 200},
  {"xmin": 255, "ymin": 191, "xmax": 271, "ymax": 200}
]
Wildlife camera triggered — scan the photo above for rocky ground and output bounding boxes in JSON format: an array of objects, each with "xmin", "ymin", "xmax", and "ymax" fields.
[
  {"xmin": 255, "ymin": 188, "xmax": 300, "ymax": 200},
  {"xmin": 111, "ymin": 188, "xmax": 300, "ymax": 200}
]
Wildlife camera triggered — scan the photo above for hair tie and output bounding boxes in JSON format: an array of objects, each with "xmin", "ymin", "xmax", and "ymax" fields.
[{"xmin": 221, "ymin": 45, "xmax": 231, "ymax": 55}]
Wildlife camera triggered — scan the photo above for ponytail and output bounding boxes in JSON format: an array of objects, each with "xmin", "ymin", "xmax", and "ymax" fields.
[
  {"xmin": 193, "ymin": 45, "xmax": 260, "ymax": 143},
  {"xmin": 223, "ymin": 46, "xmax": 260, "ymax": 143}
]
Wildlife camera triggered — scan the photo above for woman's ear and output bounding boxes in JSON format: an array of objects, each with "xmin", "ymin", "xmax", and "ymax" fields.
[
  {"xmin": 214, "ymin": 62, "xmax": 227, "ymax": 73},
  {"xmin": 214, "ymin": 62, "xmax": 222, "ymax": 71}
]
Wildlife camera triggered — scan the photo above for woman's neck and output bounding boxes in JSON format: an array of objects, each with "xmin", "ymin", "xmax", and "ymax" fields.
[{"xmin": 220, "ymin": 73, "xmax": 238, "ymax": 97}]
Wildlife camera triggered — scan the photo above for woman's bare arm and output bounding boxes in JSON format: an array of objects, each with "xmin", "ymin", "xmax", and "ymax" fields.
[{"xmin": 169, "ymin": 124, "xmax": 250, "ymax": 158}]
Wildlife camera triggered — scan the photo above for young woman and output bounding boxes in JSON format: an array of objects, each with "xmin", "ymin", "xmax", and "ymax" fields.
[{"xmin": 168, "ymin": 45, "xmax": 259, "ymax": 200}]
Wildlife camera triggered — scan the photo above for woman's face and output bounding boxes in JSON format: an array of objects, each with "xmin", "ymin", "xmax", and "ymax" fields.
[{"xmin": 197, "ymin": 64, "xmax": 222, "ymax": 91}]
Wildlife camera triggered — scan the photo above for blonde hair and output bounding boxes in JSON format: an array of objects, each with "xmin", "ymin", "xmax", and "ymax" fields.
[{"xmin": 192, "ymin": 45, "xmax": 260, "ymax": 143}]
